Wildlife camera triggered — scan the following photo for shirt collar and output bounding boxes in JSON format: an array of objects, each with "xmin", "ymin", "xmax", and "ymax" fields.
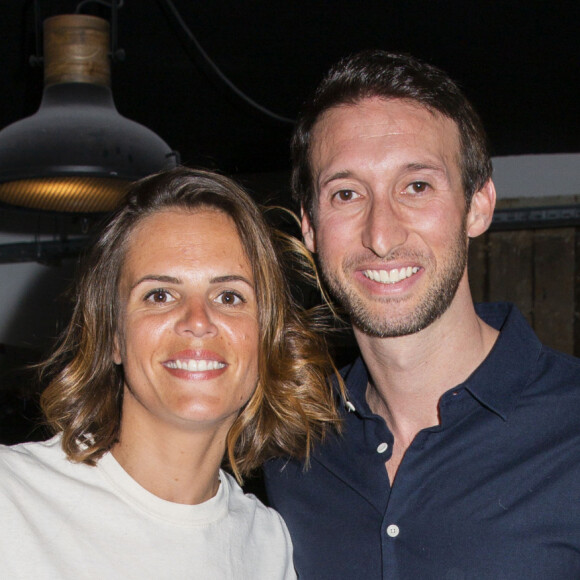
[
  {"xmin": 340, "ymin": 357, "xmax": 373, "ymax": 416},
  {"xmin": 340, "ymin": 302, "xmax": 543, "ymax": 421},
  {"xmin": 464, "ymin": 302, "xmax": 542, "ymax": 420}
]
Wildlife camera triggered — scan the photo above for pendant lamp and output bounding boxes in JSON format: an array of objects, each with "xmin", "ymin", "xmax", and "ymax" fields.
[{"xmin": 0, "ymin": 14, "xmax": 178, "ymax": 213}]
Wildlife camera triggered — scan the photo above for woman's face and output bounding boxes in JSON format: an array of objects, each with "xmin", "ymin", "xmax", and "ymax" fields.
[{"xmin": 113, "ymin": 208, "xmax": 259, "ymax": 435}]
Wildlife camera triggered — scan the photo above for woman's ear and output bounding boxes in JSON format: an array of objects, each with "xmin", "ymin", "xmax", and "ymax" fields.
[
  {"xmin": 467, "ymin": 179, "xmax": 496, "ymax": 238},
  {"xmin": 301, "ymin": 208, "xmax": 317, "ymax": 253},
  {"xmin": 112, "ymin": 332, "xmax": 122, "ymax": 366}
]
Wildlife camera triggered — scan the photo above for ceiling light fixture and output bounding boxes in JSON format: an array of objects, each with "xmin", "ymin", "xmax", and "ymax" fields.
[{"xmin": 0, "ymin": 12, "xmax": 178, "ymax": 213}]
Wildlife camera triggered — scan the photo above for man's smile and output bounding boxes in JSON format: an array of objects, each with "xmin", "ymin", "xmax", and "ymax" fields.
[{"xmin": 363, "ymin": 266, "xmax": 420, "ymax": 284}]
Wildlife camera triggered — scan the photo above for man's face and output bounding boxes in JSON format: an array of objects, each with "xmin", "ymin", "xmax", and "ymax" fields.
[{"xmin": 303, "ymin": 97, "xmax": 477, "ymax": 338}]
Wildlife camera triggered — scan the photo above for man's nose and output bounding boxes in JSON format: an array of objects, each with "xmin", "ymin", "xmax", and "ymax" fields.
[{"xmin": 361, "ymin": 200, "xmax": 408, "ymax": 258}]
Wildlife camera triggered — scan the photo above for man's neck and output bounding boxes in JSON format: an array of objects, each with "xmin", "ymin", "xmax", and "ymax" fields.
[{"xmin": 354, "ymin": 291, "xmax": 498, "ymax": 480}]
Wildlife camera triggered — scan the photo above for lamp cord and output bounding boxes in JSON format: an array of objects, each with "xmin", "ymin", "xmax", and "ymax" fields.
[
  {"xmin": 66, "ymin": 0, "xmax": 294, "ymax": 124},
  {"xmin": 74, "ymin": 0, "xmax": 124, "ymax": 14},
  {"xmin": 158, "ymin": 0, "xmax": 295, "ymax": 125}
]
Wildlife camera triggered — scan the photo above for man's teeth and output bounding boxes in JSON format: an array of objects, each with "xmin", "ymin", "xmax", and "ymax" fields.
[
  {"xmin": 364, "ymin": 266, "xmax": 419, "ymax": 284},
  {"xmin": 166, "ymin": 360, "xmax": 226, "ymax": 371}
]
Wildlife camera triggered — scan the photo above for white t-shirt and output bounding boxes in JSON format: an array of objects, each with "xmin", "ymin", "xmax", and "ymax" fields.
[{"xmin": 0, "ymin": 435, "xmax": 296, "ymax": 579}]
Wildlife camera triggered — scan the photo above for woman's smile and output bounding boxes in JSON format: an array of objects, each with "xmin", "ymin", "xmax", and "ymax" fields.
[{"xmin": 162, "ymin": 349, "xmax": 228, "ymax": 376}]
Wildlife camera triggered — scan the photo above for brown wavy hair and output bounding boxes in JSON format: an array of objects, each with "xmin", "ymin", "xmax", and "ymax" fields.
[{"xmin": 40, "ymin": 167, "xmax": 341, "ymax": 482}]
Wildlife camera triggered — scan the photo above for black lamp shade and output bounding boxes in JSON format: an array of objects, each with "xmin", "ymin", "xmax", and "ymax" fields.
[{"xmin": 0, "ymin": 14, "xmax": 178, "ymax": 213}]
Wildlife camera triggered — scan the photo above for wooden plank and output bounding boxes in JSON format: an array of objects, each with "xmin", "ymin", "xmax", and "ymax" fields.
[
  {"xmin": 575, "ymin": 229, "xmax": 580, "ymax": 358},
  {"xmin": 468, "ymin": 233, "xmax": 488, "ymax": 303},
  {"xmin": 533, "ymin": 227, "xmax": 575, "ymax": 354},
  {"xmin": 487, "ymin": 230, "xmax": 534, "ymax": 324}
]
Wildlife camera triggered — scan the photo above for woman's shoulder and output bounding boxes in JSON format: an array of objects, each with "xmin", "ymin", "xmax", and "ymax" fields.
[
  {"xmin": 0, "ymin": 434, "xmax": 61, "ymax": 464},
  {"xmin": 221, "ymin": 470, "xmax": 289, "ymax": 530},
  {"xmin": 220, "ymin": 470, "xmax": 295, "ymax": 577},
  {"xmin": 0, "ymin": 434, "xmax": 75, "ymax": 486}
]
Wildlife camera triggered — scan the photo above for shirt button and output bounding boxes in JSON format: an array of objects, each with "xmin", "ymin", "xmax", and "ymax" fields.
[
  {"xmin": 376, "ymin": 442, "xmax": 389, "ymax": 453},
  {"xmin": 386, "ymin": 525, "xmax": 400, "ymax": 538}
]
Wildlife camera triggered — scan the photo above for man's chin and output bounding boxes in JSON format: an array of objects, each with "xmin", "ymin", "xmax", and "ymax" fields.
[
  {"xmin": 346, "ymin": 290, "xmax": 456, "ymax": 338},
  {"xmin": 348, "ymin": 304, "xmax": 420, "ymax": 338},
  {"xmin": 351, "ymin": 317, "xmax": 422, "ymax": 339}
]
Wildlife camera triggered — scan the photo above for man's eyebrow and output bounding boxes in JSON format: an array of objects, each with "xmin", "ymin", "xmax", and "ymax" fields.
[
  {"xmin": 405, "ymin": 162, "xmax": 448, "ymax": 175},
  {"xmin": 319, "ymin": 170, "xmax": 353, "ymax": 188},
  {"xmin": 319, "ymin": 163, "xmax": 448, "ymax": 187}
]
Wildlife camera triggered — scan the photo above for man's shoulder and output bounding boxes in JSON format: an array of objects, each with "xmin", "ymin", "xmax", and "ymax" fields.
[{"xmin": 532, "ymin": 343, "xmax": 580, "ymax": 400}]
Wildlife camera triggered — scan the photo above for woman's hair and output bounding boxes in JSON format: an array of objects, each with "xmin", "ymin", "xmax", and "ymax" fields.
[{"xmin": 40, "ymin": 167, "xmax": 341, "ymax": 481}]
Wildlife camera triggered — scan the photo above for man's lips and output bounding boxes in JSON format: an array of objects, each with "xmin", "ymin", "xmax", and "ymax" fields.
[{"xmin": 363, "ymin": 266, "xmax": 420, "ymax": 284}]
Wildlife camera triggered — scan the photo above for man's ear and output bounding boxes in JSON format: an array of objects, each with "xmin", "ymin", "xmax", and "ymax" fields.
[
  {"xmin": 467, "ymin": 179, "xmax": 496, "ymax": 238},
  {"xmin": 301, "ymin": 207, "xmax": 317, "ymax": 253}
]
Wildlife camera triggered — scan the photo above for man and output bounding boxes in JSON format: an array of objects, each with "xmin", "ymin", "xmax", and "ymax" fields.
[{"xmin": 264, "ymin": 51, "xmax": 580, "ymax": 579}]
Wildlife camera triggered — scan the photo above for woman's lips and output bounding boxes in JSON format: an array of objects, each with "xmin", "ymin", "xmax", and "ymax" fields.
[
  {"xmin": 162, "ymin": 350, "xmax": 227, "ymax": 378},
  {"xmin": 164, "ymin": 359, "xmax": 226, "ymax": 372}
]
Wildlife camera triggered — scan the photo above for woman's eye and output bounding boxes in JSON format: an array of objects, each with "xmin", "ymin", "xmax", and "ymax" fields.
[
  {"xmin": 145, "ymin": 289, "xmax": 174, "ymax": 304},
  {"xmin": 333, "ymin": 189, "xmax": 360, "ymax": 202},
  {"xmin": 404, "ymin": 181, "xmax": 430, "ymax": 195},
  {"xmin": 216, "ymin": 291, "xmax": 244, "ymax": 306}
]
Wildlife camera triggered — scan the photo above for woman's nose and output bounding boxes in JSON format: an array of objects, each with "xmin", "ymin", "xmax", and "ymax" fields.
[{"xmin": 175, "ymin": 299, "xmax": 218, "ymax": 337}]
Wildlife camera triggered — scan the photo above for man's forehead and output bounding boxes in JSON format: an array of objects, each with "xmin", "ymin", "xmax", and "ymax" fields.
[
  {"xmin": 309, "ymin": 97, "xmax": 461, "ymax": 171},
  {"xmin": 312, "ymin": 97, "xmax": 455, "ymax": 141}
]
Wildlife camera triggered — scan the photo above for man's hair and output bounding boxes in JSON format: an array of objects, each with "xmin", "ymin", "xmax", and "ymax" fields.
[
  {"xmin": 40, "ymin": 167, "xmax": 340, "ymax": 482},
  {"xmin": 292, "ymin": 50, "xmax": 492, "ymax": 218}
]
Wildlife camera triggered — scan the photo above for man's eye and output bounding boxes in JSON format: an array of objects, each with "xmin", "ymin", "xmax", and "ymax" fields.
[
  {"xmin": 333, "ymin": 190, "xmax": 359, "ymax": 202},
  {"xmin": 216, "ymin": 291, "xmax": 244, "ymax": 306},
  {"xmin": 404, "ymin": 182, "xmax": 429, "ymax": 195},
  {"xmin": 145, "ymin": 289, "xmax": 173, "ymax": 304}
]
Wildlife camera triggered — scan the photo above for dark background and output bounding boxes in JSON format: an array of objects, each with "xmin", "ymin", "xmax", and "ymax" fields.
[{"xmin": 1, "ymin": 0, "xmax": 579, "ymax": 195}]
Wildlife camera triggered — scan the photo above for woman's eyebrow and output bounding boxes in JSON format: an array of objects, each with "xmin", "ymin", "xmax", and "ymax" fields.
[
  {"xmin": 130, "ymin": 274, "xmax": 253, "ymax": 291},
  {"xmin": 211, "ymin": 274, "xmax": 253, "ymax": 287},
  {"xmin": 130, "ymin": 274, "xmax": 181, "ymax": 291}
]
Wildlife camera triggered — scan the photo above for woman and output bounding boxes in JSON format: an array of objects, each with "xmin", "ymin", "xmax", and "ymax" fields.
[{"xmin": 0, "ymin": 168, "xmax": 340, "ymax": 579}]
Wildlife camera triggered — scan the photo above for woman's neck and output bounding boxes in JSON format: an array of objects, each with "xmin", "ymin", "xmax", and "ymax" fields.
[{"xmin": 111, "ymin": 407, "xmax": 229, "ymax": 505}]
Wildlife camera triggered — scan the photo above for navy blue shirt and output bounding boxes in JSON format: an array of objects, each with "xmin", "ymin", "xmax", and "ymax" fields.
[{"xmin": 264, "ymin": 303, "xmax": 580, "ymax": 579}]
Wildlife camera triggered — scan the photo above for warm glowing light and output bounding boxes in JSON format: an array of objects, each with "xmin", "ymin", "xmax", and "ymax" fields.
[{"xmin": 0, "ymin": 177, "xmax": 130, "ymax": 212}]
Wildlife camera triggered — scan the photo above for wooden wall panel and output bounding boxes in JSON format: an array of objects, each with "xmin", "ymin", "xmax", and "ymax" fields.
[
  {"xmin": 574, "ymin": 230, "xmax": 580, "ymax": 357},
  {"xmin": 468, "ymin": 234, "xmax": 487, "ymax": 304},
  {"xmin": 488, "ymin": 230, "xmax": 534, "ymax": 324},
  {"xmin": 532, "ymin": 228, "xmax": 575, "ymax": 354},
  {"xmin": 468, "ymin": 226, "xmax": 577, "ymax": 355}
]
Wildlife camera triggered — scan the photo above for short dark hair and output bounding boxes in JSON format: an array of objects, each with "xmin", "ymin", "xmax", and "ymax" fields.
[
  {"xmin": 292, "ymin": 50, "xmax": 492, "ymax": 218},
  {"xmin": 40, "ymin": 167, "xmax": 340, "ymax": 481}
]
